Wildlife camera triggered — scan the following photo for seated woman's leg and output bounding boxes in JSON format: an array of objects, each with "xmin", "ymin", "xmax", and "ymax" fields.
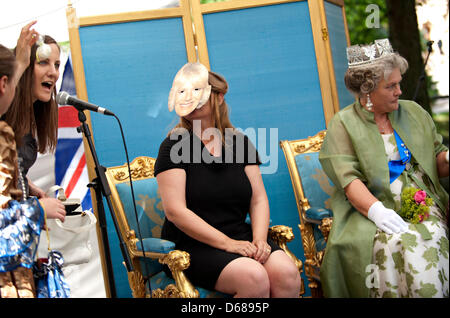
[
  {"xmin": 264, "ymin": 250, "xmax": 301, "ymax": 298},
  {"xmin": 215, "ymin": 257, "xmax": 270, "ymax": 298}
]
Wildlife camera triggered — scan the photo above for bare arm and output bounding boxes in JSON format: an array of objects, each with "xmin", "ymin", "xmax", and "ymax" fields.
[
  {"xmin": 27, "ymin": 178, "xmax": 47, "ymax": 198},
  {"xmin": 245, "ymin": 165, "xmax": 271, "ymax": 263},
  {"xmin": 157, "ymin": 168, "xmax": 256, "ymax": 257},
  {"xmin": 246, "ymin": 165, "xmax": 270, "ymax": 240},
  {"xmin": 436, "ymin": 151, "xmax": 449, "ymax": 178},
  {"xmin": 344, "ymin": 178, "xmax": 379, "ymax": 217},
  {"xmin": 13, "ymin": 21, "xmax": 38, "ymax": 86}
]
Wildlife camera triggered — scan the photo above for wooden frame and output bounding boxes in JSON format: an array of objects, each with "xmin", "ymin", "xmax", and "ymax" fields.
[
  {"xmin": 309, "ymin": 0, "xmax": 350, "ymax": 121},
  {"xmin": 308, "ymin": 0, "xmax": 337, "ymax": 124},
  {"xmin": 325, "ymin": 0, "xmax": 351, "ymax": 46},
  {"xmin": 190, "ymin": 0, "xmax": 301, "ymax": 69},
  {"xmin": 190, "ymin": 0, "xmax": 350, "ymax": 126}
]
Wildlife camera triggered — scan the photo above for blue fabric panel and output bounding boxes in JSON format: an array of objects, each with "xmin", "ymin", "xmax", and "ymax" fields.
[
  {"xmin": 202, "ymin": 2, "xmax": 327, "ymax": 297},
  {"xmin": 79, "ymin": 18, "xmax": 187, "ymax": 167},
  {"xmin": 324, "ymin": 1, "xmax": 355, "ymax": 109},
  {"xmin": 203, "ymin": 2, "xmax": 325, "ymax": 136},
  {"xmin": 79, "ymin": 17, "xmax": 189, "ymax": 298},
  {"xmin": 295, "ymin": 152, "xmax": 334, "ymax": 210}
]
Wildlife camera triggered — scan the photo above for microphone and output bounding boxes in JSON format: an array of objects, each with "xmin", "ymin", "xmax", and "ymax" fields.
[{"xmin": 56, "ymin": 91, "xmax": 115, "ymax": 116}]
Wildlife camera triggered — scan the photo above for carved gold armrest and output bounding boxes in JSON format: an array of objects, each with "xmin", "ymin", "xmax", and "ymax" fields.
[
  {"xmin": 124, "ymin": 230, "xmax": 198, "ymax": 298},
  {"xmin": 319, "ymin": 217, "xmax": 333, "ymax": 243},
  {"xmin": 152, "ymin": 250, "xmax": 199, "ymax": 298}
]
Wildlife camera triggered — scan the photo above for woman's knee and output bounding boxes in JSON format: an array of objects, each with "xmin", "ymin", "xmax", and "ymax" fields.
[
  {"xmin": 216, "ymin": 258, "xmax": 270, "ymax": 297},
  {"xmin": 235, "ymin": 262, "xmax": 270, "ymax": 297},
  {"xmin": 265, "ymin": 251, "xmax": 301, "ymax": 296},
  {"xmin": 276, "ymin": 260, "xmax": 300, "ymax": 286}
]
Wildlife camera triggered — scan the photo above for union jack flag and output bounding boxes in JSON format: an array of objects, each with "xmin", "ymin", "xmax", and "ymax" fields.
[{"xmin": 55, "ymin": 56, "xmax": 92, "ymax": 210}]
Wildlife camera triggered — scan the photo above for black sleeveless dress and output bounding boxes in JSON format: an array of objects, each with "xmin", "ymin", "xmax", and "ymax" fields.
[{"xmin": 154, "ymin": 131, "xmax": 280, "ymax": 290}]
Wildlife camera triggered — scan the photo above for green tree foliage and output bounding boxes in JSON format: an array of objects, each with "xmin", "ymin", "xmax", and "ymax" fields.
[
  {"xmin": 344, "ymin": 0, "xmax": 439, "ymax": 115},
  {"xmin": 344, "ymin": 0, "xmax": 389, "ymax": 45}
]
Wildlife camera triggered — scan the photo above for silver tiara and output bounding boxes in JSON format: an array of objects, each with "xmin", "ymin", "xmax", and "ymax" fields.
[{"xmin": 347, "ymin": 38, "xmax": 394, "ymax": 68}]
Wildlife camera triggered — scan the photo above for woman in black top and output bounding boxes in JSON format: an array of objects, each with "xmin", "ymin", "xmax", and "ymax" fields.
[{"xmin": 155, "ymin": 65, "xmax": 300, "ymax": 297}]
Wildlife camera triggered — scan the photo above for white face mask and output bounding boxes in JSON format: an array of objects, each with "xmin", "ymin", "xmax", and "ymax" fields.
[
  {"xmin": 168, "ymin": 63, "xmax": 211, "ymax": 117},
  {"xmin": 36, "ymin": 35, "xmax": 52, "ymax": 63}
]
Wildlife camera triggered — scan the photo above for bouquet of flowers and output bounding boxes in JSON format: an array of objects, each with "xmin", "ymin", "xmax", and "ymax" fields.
[{"xmin": 400, "ymin": 187, "xmax": 433, "ymax": 240}]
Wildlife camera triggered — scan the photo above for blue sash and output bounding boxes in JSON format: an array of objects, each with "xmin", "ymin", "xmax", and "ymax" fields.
[
  {"xmin": 388, "ymin": 130, "xmax": 411, "ymax": 184},
  {"xmin": 388, "ymin": 131, "xmax": 435, "ymax": 240}
]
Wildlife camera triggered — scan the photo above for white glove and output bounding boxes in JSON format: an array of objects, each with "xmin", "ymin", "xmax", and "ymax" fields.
[{"xmin": 367, "ymin": 201, "xmax": 408, "ymax": 234}]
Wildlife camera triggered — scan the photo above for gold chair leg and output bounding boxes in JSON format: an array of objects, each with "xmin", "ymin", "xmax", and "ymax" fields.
[
  {"xmin": 308, "ymin": 279, "xmax": 323, "ymax": 298},
  {"xmin": 126, "ymin": 269, "xmax": 147, "ymax": 298}
]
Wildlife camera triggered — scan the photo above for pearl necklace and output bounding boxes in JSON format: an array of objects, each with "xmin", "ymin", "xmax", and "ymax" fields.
[
  {"xmin": 17, "ymin": 157, "xmax": 27, "ymax": 201},
  {"xmin": 376, "ymin": 116, "xmax": 392, "ymax": 134}
]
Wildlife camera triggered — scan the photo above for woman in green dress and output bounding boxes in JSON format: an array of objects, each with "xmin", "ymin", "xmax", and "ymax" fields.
[{"xmin": 319, "ymin": 39, "xmax": 449, "ymax": 298}]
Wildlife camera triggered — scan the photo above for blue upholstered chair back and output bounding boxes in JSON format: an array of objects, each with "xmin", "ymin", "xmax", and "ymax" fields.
[
  {"xmin": 294, "ymin": 152, "xmax": 334, "ymax": 252},
  {"xmin": 281, "ymin": 132, "xmax": 335, "ymax": 297},
  {"xmin": 281, "ymin": 131, "xmax": 334, "ymax": 256},
  {"xmin": 115, "ymin": 178, "xmax": 167, "ymax": 277},
  {"xmin": 294, "ymin": 152, "xmax": 334, "ymax": 211},
  {"xmin": 115, "ymin": 179, "xmax": 164, "ymax": 240}
]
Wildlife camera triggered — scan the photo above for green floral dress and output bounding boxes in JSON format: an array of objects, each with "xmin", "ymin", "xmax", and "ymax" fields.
[{"xmin": 370, "ymin": 133, "xmax": 449, "ymax": 298}]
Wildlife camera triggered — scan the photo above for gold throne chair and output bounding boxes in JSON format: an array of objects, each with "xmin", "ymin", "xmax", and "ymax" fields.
[
  {"xmin": 280, "ymin": 131, "xmax": 334, "ymax": 297},
  {"xmin": 105, "ymin": 156, "xmax": 304, "ymax": 298}
]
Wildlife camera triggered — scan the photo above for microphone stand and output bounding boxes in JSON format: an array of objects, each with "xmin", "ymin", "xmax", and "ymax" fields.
[
  {"xmin": 77, "ymin": 110, "xmax": 134, "ymax": 298},
  {"xmin": 413, "ymin": 40, "xmax": 433, "ymax": 102}
]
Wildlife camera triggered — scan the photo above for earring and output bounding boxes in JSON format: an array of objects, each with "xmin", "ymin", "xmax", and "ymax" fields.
[{"xmin": 366, "ymin": 94, "xmax": 373, "ymax": 111}]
